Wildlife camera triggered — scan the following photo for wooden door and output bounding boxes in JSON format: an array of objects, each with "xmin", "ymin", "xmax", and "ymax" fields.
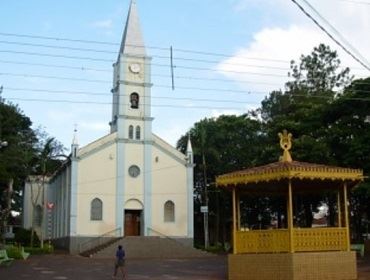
[{"xmin": 124, "ymin": 210, "xmax": 141, "ymax": 236}]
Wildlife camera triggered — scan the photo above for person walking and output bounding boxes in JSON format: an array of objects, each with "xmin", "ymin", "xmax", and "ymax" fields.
[{"xmin": 113, "ymin": 245, "xmax": 126, "ymax": 279}]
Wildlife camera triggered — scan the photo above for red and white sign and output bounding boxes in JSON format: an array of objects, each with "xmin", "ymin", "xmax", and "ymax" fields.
[{"xmin": 47, "ymin": 202, "xmax": 54, "ymax": 209}]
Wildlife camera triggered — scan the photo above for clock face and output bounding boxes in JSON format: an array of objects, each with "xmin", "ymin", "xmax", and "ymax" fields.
[
  {"xmin": 129, "ymin": 63, "xmax": 141, "ymax": 74},
  {"xmin": 128, "ymin": 165, "xmax": 140, "ymax": 178}
]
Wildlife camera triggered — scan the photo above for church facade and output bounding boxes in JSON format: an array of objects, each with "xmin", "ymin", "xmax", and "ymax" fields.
[{"xmin": 23, "ymin": 1, "xmax": 194, "ymax": 254}]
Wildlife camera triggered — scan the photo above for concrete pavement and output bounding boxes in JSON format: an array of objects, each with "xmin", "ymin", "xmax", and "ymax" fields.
[
  {"xmin": 1, "ymin": 253, "xmax": 370, "ymax": 280},
  {"xmin": 0, "ymin": 254, "xmax": 227, "ymax": 280}
]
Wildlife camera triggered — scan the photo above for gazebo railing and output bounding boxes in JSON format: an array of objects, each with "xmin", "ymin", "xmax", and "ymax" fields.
[
  {"xmin": 235, "ymin": 227, "xmax": 348, "ymax": 254},
  {"xmin": 236, "ymin": 229, "xmax": 289, "ymax": 253}
]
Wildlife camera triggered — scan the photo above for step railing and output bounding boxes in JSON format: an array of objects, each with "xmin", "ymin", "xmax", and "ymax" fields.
[
  {"xmin": 79, "ymin": 227, "xmax": 121, "ymax": 254},
  {"xmin": 147, "ymin": 227, "xmax": 189, "ymax": 247}
]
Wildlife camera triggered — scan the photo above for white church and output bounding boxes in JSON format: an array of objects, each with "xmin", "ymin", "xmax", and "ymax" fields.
[{"xmin": 23, "ymin": 0, "xmax": 194, "ymax": 254}]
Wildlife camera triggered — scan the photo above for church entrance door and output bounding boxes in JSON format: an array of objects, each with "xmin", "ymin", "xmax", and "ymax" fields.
[{"xmin": 124, "ymin": 210, "xmax": 141, "ymax": 236}]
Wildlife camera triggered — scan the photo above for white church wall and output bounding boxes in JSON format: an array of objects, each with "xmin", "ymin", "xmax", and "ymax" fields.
[
  {"xmin": 48, "ymin": 164, "xmax": 71, "ymax": 239},
  {"xmin": 124, "ymin": 142, "xmax": 144, "ymax": 196},
  {"xmin": 151, "ymin": 143, "xmax": 188, "ymax": 237},
  {"xmin": 77, "ymin": 142, "xmax": 117, "ymax": 236},
  {"xmin": 23, "ymin": 176, "xmax": 50, "ymax": 240}
]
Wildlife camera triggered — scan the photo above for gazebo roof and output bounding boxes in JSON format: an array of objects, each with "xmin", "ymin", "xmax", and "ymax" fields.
[{"xmin": 216, "ymin": 130, "xmax": 364, "ymax": 189}]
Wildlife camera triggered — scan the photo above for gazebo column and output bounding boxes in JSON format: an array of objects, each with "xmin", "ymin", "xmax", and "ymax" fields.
[
  {"xmin": 343, "ymin": 182, "xmax": 350, "ymax": 251},
  {"xmin": 237, "ymin": 192, "xmax": 241, "ymax": 230},
  {"xmin": 232, "ymin": 187, "xmax": 237, "ymax": 254},
  {"xmin": 288, "ymin": 179, "xmax": 294, "ymax": 253},
  {"xmin": 337, "ymin": 190, "xmax": 342, "ymax": 227}
]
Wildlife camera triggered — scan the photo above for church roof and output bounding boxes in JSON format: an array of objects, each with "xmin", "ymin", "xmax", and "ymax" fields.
[{"xmin": 119, "ymin": 0, "xmax": 146, "ymax": 56}]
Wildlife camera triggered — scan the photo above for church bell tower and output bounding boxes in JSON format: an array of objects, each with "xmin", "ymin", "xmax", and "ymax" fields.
[
  {"xmin": 110, "ymin": 0, "xmax": 153, "ymax": 141},
  {"xmin": 112, "ymin": 0, "xmax": 154, "ymax": 236}
]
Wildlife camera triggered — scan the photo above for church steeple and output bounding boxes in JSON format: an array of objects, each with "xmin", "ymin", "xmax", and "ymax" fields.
[
  {"xmin": 111, "ymin": 0, "xmax": 152, "ymax": 137},
  {"xmin": 186, "ymin": 134, "xmax": 193, "ymax": 165},
  {"xmin": 71, "ymin": 126, "xmax": 79, "ymax": 159},
  {"xmin": 119, "ymin": 0, "xmax": 146, "ymax": 57}
]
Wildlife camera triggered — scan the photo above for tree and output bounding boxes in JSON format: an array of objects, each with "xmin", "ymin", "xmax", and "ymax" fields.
[
  {"xmin": 175, "ymin": 44, "xmax": 369, "ymax": 247},
  {"xmin": 177, "ymin": 114, "xmax": 263, "ymax": 247},
  {"xmin": 259, "ymin": 44, "xmax": 352, "ymax": 164},
  {"xmin": 322, "ymin": 77, "xmax": 370, "ymax": 240},
  {"xmin": 0, "ymin": 101, "xmax": 38, "ymax": 244},
  {"xmin": 29, "ymin": 135, "xmax": 65, "ymax": 247},
  {"xmin": 0, "ymin": 98, "xmax": 65, "ymax": 246}
]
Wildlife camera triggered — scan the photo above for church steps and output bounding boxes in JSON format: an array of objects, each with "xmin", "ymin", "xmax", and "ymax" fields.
[{"xmin": 91, "ymin": 236, "xmax": 213, "ymax": 259}]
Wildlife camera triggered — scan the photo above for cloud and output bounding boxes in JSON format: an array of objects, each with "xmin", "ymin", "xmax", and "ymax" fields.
[
  {"xmin": 216, "ymin": 25, "xmax": 328, "ymax": 93},
  {"xmin": 91, "ymin": 19, "xmax": 113, "ymax": 29},
  {"xmin": 216, "ymin": 21, "xmax": 370, "ymax": 96},
  {"xmin": 230, "ymin": 0, "xmax": 370, "ymax": 74}
]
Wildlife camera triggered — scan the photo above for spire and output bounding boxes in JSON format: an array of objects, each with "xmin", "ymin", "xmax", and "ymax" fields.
[
  {"xmin": 71, "ymin": 125, "xmax": 79, "ymax": 159},
  {"xmin": 186, "ymin": 134, "xmax": 193, "ymax": 154},
  {"xmin": 72, "ymin": 124, "xmax": 78, "ymax": 145},
  {"xmin": 119, "ymin": 0, "xmax": 146, "ymax": 56},
  {"xmin": 186, "ymin": 134, "xmax": 193, "ymax": 165}
]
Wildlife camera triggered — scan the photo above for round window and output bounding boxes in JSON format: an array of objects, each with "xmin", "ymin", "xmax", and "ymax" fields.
[{"xmin": 128, "ymin": 165, "xmax": 140, "ymax": 178}]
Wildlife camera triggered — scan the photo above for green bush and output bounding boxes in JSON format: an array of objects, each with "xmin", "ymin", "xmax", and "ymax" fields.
[
  {"xmin": 5, "ymin": 246, "xmax": 23, "ymax": 259},
  {"xmin": 14, "ymin": 228, "xmax": 40, "ymax": 246},
  {"xmin": 23, "ymin": 244, "xmax": 53, "ymax": 255}
]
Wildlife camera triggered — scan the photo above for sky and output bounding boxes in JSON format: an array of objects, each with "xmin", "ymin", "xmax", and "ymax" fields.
[{"xmin": 1, "ymin": 0, "xmax": 369, "ymax": 153}]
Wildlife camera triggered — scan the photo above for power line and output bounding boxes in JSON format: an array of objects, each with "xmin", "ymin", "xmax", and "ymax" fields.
[
  {"xmin": 0, "ymin": 50, "xmax": 287, "ymax": 77},
  {"xmin": 1, "ymin": 31, "xmax": 367, "ymax": 71},
  {"xmin": 0, "ymin": 40, "xmax": 117, "ymax": 55},
  {"xmin": 1, "ymin": 59, "xmax": 368, "ymax": 89},
  {"xmin": 3, "ymin": 70, "xmax": 370, "ymax": 91},
  {"xmin": 0, "ymin": 50, "xmax": 113, "ymax": 62},
  {"xmin": 4, "ymin": 86, "xmax": 268, "ymax": 104},
  {"xmin": 0, "ymin": 59, "xmax": 111, "ymax": 72},
  {"xmin": 290, "ymin": 0, "xmax": 370, "ymax": 71},
  {"xmin": 2, "ymin": 97, "xmax": 259, "ymax": 110},
  {"xmin": 1, "ymin": 38, "xmax": 367, "ymax": 72},
  {"xmin": 0, "ymin": 72, "xmax": 110, "ymax": 84},
  {"xmin": 1, "ymin": 72, "xmax": 271, "ymax": 94},
  {"xmin": 3, "ymin": 86, "xmax": 370, "ymax": 103},
  {"xmin": 0, "ymin": 40, "xmax": 289, "ymax": 70},
  {"xmin": 0, "ymin": 32, "xmax": 289, "ymax": 63},
  {"xmin": 0, "ymin": 59, "xmax": 286, "ymax": 86}
]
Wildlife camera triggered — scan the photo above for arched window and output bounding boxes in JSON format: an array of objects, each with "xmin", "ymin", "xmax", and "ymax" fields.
[
  {"xmin": 130, "ymin": 92, "xmax": 139, "ymax": 109},
  {"xmin": 164, "ymin": 200, "xmax": 175, "ymax": 222},
  {"xmin": 135, "ymin": 126, "xmax": 141, "ymax": 140},
  {"xmin": 129, "ymin": 125, "xmax": 134, "ymax": 139},
  {"xmin": 34, "ymin": 205, "xmax": 43, "ymax": 227},
  {"xmin": 91, "ymin": 198, "xmax": 103, "ymax": 221}
]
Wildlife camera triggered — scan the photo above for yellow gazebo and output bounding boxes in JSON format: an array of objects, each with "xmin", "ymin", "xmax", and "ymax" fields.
[{"xmin": 216, "ymin": 130, "xmax": 364, "ymax": 280}]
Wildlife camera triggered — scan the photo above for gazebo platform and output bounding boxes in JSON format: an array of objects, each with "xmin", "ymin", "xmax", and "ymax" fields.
[{"xmin": 228, "ymin": 251, "xmax": 356, "ymax": 280}]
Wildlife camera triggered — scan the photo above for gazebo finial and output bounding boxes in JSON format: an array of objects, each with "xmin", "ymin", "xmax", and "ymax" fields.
[{"xmin": 278, "ymin": 130, "xmax": 292, "ymax": 162}]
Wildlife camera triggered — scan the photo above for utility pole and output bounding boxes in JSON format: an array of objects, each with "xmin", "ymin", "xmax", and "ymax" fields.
[{"xmin": 202, "ymin": 153, "xmax": 209, "ymax": 250}]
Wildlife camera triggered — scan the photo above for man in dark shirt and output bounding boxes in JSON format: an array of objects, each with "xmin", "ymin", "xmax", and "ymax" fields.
[{"xmin": 113, "ymin": 245, "xmax": 126, "ymax": 279}]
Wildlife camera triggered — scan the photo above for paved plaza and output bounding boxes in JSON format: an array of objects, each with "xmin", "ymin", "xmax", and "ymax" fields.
[
  {"xmin": 1, "ymin": 253, "xmax": 370, "ymax": 280},
  {"xmin": 0, "ymin": 254, "xmax": 226, "ymax": 280}
]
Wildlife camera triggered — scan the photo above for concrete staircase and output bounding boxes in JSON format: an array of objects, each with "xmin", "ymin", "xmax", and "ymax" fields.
[{"xmin": 92, "ymin": 236, "xmax": 213, "ymax": 259}]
